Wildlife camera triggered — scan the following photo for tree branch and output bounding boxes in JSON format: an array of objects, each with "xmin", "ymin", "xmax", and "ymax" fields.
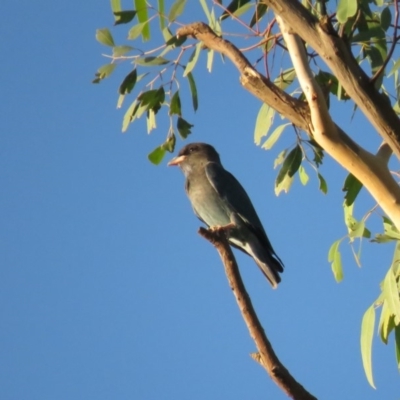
[
  {"xmin": 177, "ymin": 22, "xmax": 400, "ymax": 229},
  {"xmin": 198, "ymin": 227, "xmax": 317, "ymax": 400},
  {"xmin": 262, "ymin": 0, "xmax": 400, "ymax": 160}
]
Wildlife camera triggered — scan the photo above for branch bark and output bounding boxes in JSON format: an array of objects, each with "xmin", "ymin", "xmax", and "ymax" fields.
[
  {"xmin": 199, "ymin": 227, "xmax": 317, "ymax": 400},
  {"xmin": 262, "ymin": 0, "xmax": 400, "ymax": 160}
]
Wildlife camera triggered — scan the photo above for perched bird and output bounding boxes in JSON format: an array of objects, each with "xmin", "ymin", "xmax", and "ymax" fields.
[{"xmin": 168, "ymin": 142, "xmax": 284, "ymax": 288}]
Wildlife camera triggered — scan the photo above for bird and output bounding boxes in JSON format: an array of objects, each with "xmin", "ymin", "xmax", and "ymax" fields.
[{"xmin": 167, "ymin": 142, "xmax": 284, "ymax": 288}]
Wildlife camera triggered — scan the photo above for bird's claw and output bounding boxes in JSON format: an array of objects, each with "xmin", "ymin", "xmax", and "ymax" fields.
[{"xmin": 209, "ymin": 223, "xmax": 235, "ymax": 233}]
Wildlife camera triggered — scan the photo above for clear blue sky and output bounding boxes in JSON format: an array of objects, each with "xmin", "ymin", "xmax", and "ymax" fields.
[{"xmin": 1, "ymin": 1, "xmax": 398, "ymax": 399}]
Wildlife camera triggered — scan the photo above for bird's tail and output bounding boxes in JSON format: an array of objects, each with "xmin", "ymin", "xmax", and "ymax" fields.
[{"xmin": 252, "ymin": 255, "xmax": 282, "ymax": 289}]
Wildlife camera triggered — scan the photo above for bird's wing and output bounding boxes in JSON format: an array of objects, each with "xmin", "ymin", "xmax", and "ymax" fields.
[{"xmin": 205, "ymin": 162, "xmax": 284, "ymax": 266}]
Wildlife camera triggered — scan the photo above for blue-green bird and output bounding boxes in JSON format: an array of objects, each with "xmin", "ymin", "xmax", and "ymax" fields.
[{"xmin": 168, "ymin": 143, "xmax": 284, "ymax": 288}]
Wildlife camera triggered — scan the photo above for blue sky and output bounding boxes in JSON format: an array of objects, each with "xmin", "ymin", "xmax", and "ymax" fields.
[{"xmin": 1, "ymin": 1, "xmax": 399, "ymax": 399}]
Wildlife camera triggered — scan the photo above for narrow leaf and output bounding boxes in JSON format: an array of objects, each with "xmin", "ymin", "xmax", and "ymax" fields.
[
  {"xmin": 262, "ymin": 123, "xmax": 289, "ymax": 150},
  {"xmin": 169, "ymin": 0, "xmax": 187, "ymax": 22},
  {"xmin": 135, "ymin": 56, "xmax": 170, "ymax": 66},
  {"xmin": 395, "ymin": 325, "xmax": 400, "ymax": 371},
  {"xmin": 360, "ymin": 305, "xmax": 376, "ymax": 388},
  {"xmin": 134, "ymin": 0, "xmax": 150, "ymax": 41},
  {"xmin": 254, "ymin": 103, "xmax": 274, "ymax": 145},
  {"xmin": 298, "ymin": 165, "xmax": 309, "ymax": 186},
  {"xmin": 187, "ymin": 72, "xmax": 198, "ymax": 112},
  {"xmin": 318, "ymin": 173, "xmax": 328, "ymax": 194},
  {"xmin": 220, "ymin": 0, "xmax": 251, "ymax": 20},
  {"xmin": 250, "ymin": 3, "xmax": 268, "ymax": 27},
  {"xmin": 328, "ymin": 239, "xmax": 343, "ymax": 282},
  {"xmin": 378, "ymin": 300, "xmax": 395, "ymax": 344},
  {"xmin": 169, "ymin": 91, "xmax": 181, "ymax": 116},
  {"xmin": 113, "ymin": 45, "xmax": 133, "ymax": 57},
  {"xmin": 183, "ymin": 43, "xmax": 202, "ymax": 77},
  {"xmin": 119, "ymin": 69, "xmax": 137, "ymax": 95},
  {"xmin": 128, "ymin": 22, "xmax": 147, "ymax": 40},
  {"xmin": 343, "ymin": 173, "xmax": 363, "ymax": 206},
  {"xmin": 158, "ymin": 0, "xmax": 166, "ymax": 30},
  {"xmin": 383, "ymin": 269, "xmax": 400, "ymax": 323},
  {"xmin": 96, "ymin": 28, "xmax": 115, "ymax": 46}
]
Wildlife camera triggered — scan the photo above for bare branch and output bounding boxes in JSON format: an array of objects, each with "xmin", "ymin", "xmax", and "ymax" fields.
[
  {"xmin": 199, "ymin": 227, "xmax": 317, "ymax": 400},
  {"xmin": 263, "ymin": 0, "xmax": 400, "ymax": 160}
]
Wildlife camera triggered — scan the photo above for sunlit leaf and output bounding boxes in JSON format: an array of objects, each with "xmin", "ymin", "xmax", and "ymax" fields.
[
  {"xmin": 183, "ymin": 42, "xmax": 202, "ymax": 77},
  {"xmin": 254, "ymin": 103, "xmax": 274, "ymax": 145},
  {"xmin": 383, "ymin": 269, "xmax": 400, "ymax": 323},
  {"xmin": 262, "ymin": 123, "xmax": 289, "ymax": 150},
  {"xmin": 298, "ymin": 165, "xmax": 309, "ymax": 186},
  {"xmin": 134, "ymin": 0, "xmax": 150, "ymax": 41},
  {"xmin": 158, "ymin": 0, "xmax": 166, "ymax": 29},
  {"xmin": 275, "ymin": 145, "xmax": 302, "ymax": 195},
  {"xmin": 113, "ymin": 45, "xmax": 134, "ymax": 57},
  {"xmin": 169, "ymin": 0, "xmax": 187, "ymax": 22},
  {"xmin": 328, "ymin": 239, "xmax": 343, "ymax": 282},
  {"xmin": 361, "ymin": 305, "xmax": 376, "ymax": 388},
  {"xmin": 337, "ymin": 0, "xmax": 357, "ymax": 23},
  {"xmin": 92, "ymin": 64, "xmax": 117, "ymax": 83},
  {"xmin": 96, "ymin": 28, "xmax": 115, "ymax": 46},
  {"xmin": 147, "ymin": 109, "xmax": 157, "ymax": 133},
  {"xmin": 128, "ymin": 22, "xmax": 147, "ymax": 40},
  {"xmin": 274, "ymin": 150, "xmax": 287, "ymax": 169},
  {"xmin": 378, "ymin": 301, "xmax": 395, "ymax": 344}
]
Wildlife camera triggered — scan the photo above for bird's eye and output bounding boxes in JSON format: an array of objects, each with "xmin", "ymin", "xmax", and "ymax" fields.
[{"xmin": 188, "ymin": 146, "xmax": 197, "ymax": 154}]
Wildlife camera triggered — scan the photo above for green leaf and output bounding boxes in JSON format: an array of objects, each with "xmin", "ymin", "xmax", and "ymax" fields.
[
  {"xmin": 148, "ymin": 145, "xmax": 166, "ymax": 165},
  {"xmin": 232, "ymin": 2, "xmax": 253, "ymax": 17},
  {"xmin": 113, "ymin": 45, "xmax": 134, "ymax": 57},
  {"xmin": 169, "ymin": 91, "xmax": 181, "ymax": 116},
  {"xmin": 254, "ymin": 103, "xmax": 274, "ymax": 145},
  {"xmin": 380, "ymin": 7, "xmax": 392, "ymax": 31},
  {"xmin": 343, "ymin": 173, "xmax": 362, "ymax": 206},
  {"xmin": 220, "ymin": 0, "xmax": 251, "ymax": 21},
  {"xmin": 328, "ymin": 239, "xmax": 343, "ymax": 282},
  {"xmin": 383, "ymin": 268, "xmax": 400, "ymax": 323},
  {"xmin": 158, "ymin": 0, "xmax": 166, "ymax": 30},
  {"xmin": 274, "ymin": 150, "xmax": 287, "ymax": 169},
  {"xmin": 275, "ymin": 145, "xmax": 302, "ymax": 195},
  {"xmin": 128, "ymin": 22, "xmax": 147, "ymax": 40},
  {"xmin": 147, "ymin": 109, "xmax": 157, "ymax": 133},
  {"xmin": 199, "ymin": 0, "xmax": 212, "ymax": 22},
  {"xmin": 96, "ymin": 28, "xmax": 115, "ymax": 46},
  {"xmin": 274, "ymin": 68, "xmax": 296, "ymax": 90},
  {"xmin": 379, "ymin": 301, "xmax": 395, "ymax": 344},
  {"xmin": 119, "ymin": 69, "xmax": 137, "ymax": 95},
  {"xmin": 337, "ymin": 0, "xmax": 357, "ymax": 23},
  {"xmin": 250, "ymin": 3, "xmax": 268, "ymax": 27},
  {"xmin": 169, "ymin": 0, "xmax": 187, "ymax": 22},
  {"xmin": 262, "ymin": 123, "xmax": 289, "ymax": 150},
  {"xmin": 162, "ymin": 132, "xmax": 176, "ymax": 152},
  {"xmin": 318, "ymin": 173, "xmax": 328, "ymax": 194},
  {"xmin": 207, "ymin": 49, "xmax": 214, "ymax": 73},
  {"xmin": 134, "ymin": 0, "xmax": 150, "ymax": 41},
  {"xmin": 135, "ymin": 56, "xmax": 170, "ymax": 66},
  {"xmin": 122, "ymin": 99, "xmax": 139, "ymax": 132},
  {"xmin": 183, "ymin": 43, "xmax": 202, "ymax": 77},
  {"xmin": 138, "ymin": 87, "xmax": 165, "ymax": 113},
  {"xmin": 110, "ymin": 0, "xmax": 121, "ymax": 14},
  {"xmin": 114, "ymin": 10, "xmax": 137, "ymax": 25},
  {"xmin": 298, "ymin": 165, "xmax": 309, "ymax": 186},
  {"xmin": 360, "ymin": 305, "xmax": 376, "ymax": 389},
  {"xmin": 395, "ymin": 325, "xmax": 400, "ymax": 371},
  {"xmin": 177, "ymin": 117, "xmax": 193, "ymax": 138},
  {"xmin": 186, "ymin": 72, "xmax": 198, "ymax": 112},
  {"xmin": 92, "ymin": 64, "xmax": 117, "ymax": 83}
]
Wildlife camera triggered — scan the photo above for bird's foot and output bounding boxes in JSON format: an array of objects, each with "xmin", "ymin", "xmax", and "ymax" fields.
[{"xmin": 209, "ymin": 223, "xmax": 235, "ymax": 233}]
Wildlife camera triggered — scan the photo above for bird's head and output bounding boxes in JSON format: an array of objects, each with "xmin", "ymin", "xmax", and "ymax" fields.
[{"xmin": 168, "ymin": 143, "xmax": 221, "ymax": 175}]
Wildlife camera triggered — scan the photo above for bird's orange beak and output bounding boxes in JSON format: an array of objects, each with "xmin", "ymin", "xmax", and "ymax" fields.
[{"xmin": 167, "ymin": 155, "xmax": 186, "ymax": 166}]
